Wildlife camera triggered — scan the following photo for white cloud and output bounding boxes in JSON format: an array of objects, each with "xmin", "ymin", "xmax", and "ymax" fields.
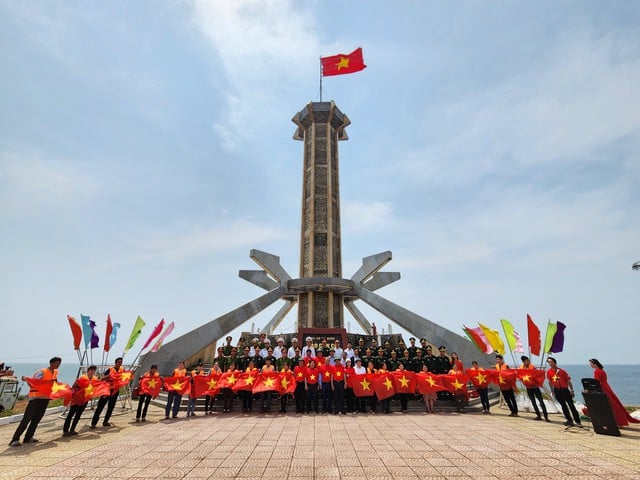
[{"xmin": 342, "ymin": 200, "xmax": 394, "ymax": 234}]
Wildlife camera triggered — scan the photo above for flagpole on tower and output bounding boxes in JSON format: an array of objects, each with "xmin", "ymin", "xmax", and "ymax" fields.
[{"xmin": 319, "ymin": 56, "xmax": 323, "ymax": 101}]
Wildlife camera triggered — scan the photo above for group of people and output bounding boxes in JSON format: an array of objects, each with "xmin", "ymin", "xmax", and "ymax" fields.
[{"xmin": 7, "ymin": 341, "xmax": 637, "ymax": 447}]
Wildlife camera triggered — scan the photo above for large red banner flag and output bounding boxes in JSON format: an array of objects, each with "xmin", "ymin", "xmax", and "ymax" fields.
[
  {"xmin": 441, "ymin": 374, "xmax": 469, "ymax": 394},
  {"xmin": 527, "ymin": 314, "xmax": 541, "ymax": 356},
  {"xmin": 465, "ymin": 369, "xmax": 496, "ymax": 389},
  {"xmin": 70, "ymin": 377, "xmax": 111, "ymax": 405},
  {"xmin": 253, "ymin": 372, "xmax": 279, "ymax": 394},
  {"xmin": 111, "ymin": 370, "xmax": 133, "ymax": 390},
  {"xmin": 163, "ymin": 376, "xmax": 191, "ymax": 396},
  {"xmin": 321, "ymin": 47, "xmax": 366, "ymax": 77},
  {"xmin": 372, "ymin": 372, "xmax": 396, "ymax": 400},
  {"xmin": 493, "ymin": 370, "xmax": 517, "ymax": 390},
  {"xmin": 415, "ymin": 372, "xmax": 447, "ymax": 394},
  {"xmin": 278, "ymin": 371, "xmax": 296, "ymax": 395},
  {"xmin": 231, "ymin": 371, "xmax": 257, "ymax": 393},
  {"xmin": 67, "ymin": 315, "xmax": 83, "ymax": 350},
  {"xmin": 218, "ymin": 371, "xmax": 240, "ymax": 390},
  {"xmin": 516, "ymin": 369, "xmax": 546, "ymax": 389},
  {"xmin": 139, "ymin": 376, "xmax": 162, "ymax": 398},
  {"xmin": 350, "ymin": 373, "xmax": 374, "ymax": 397},
  {"xmin": 25, "ymin": 378, "xmax": 72, "ymax": 401},
  {"xmin": 391, "ymin": 371, "xmax": 417, "ymax": 394}
]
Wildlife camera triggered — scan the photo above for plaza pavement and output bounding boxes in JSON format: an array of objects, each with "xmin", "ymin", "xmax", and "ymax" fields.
[{"xmin": 0, "ymin": 404, "xmax": 639, "ymax": 480}]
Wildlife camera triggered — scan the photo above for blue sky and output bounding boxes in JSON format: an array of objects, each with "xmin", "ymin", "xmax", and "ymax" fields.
[{"xmin": 1, "ymin": 1, "xmax": 639, "ymax": 366}]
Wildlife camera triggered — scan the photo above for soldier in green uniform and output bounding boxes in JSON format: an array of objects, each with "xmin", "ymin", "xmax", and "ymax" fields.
[
  {"xmin": 222, "ymin": 336, "xmax": 235, "ymax": 356},
  {"xmin": 412, "ymin": 349, "xmax": 425, "ymax": 372},
  {"xmin": 375, "ymin": 348, "xmax": 386, "ymax": 369},
  {"xmin": 361, "ymin": 348, "xmax": 374, "ymax": 370},
  {"xmin": 407, "ymin": 338, "xmax": 419, "ymax": 358},
  {"xmin": 383, "ymin": 340, "xmax": 393, "ymax": 359},
  {"xmin": 394, "ymin": 339, "xmax": 406, "ymax": 358},
  {"xmin": 370, "ymin": 339, "xmax": 379, "ymax": 357},
  {"xmin": 386, "ymin": 350, "xmax": 399, "ymax": 371},
  {"xmin": 319, "ymin": 339, "xmax": 331, "ymax": 358}
]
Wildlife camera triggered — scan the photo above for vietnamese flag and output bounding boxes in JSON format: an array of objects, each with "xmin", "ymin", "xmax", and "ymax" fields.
[
  {"xmin": 253, "ymin": 372, "xmax": 279, "ymax": 394},
  {"xmin": 465, "ymin": 369, "xmax": 496, "ymax": 389},
  {"xmin": 163, "ymin": 376, "xmax": 191, "ymax": 396},
  {"xmin": 350, "ymin": 373, "xmax": 374, "ymax": 397},
  {"xmin": 67, "ymin": 315, "xmax": 83, "ymax": 350},
  {"xmin": 321, "ymin": 47, "xmax": 366, "ymax": 77},
  {"xmin": 111, "ymin": 370, "xmax": 133, "ymax": 390},
  {"xmin": 415, "ymin": 372, "xmax": 447, "ymax": 395},
  {"xmin": 26, "ymin": 378, "xmax": 72, "ymax": 401},
  {"xmin": 527, "ymin": 314, "xmax": 541, "ymax": 356},
  {"xmin": 218, "ymin": 371, "xmax": 239, "ymax": 389},
  {"xmin": 70, "ymin": 378, "xmax": 110, "ymax": 405},
  {"xmin": 372, "ymin": 372, "xmax": 395, "ymax": 400},
  {"xmin": 391, "ymin": 371, "xmax": 417, "ymax": 394},
  {"xmin": 493, "ymin": 370, "xmax": 517, "ymax": 390},
  {"xmin": 516, "ymin": 369, "xmax": 545, "ymax": 389},
  {"xmin": 139, "ymin": 376, "xmax": 162, "ymax": 398},
  {"xmin": 278, "ymin": 371, "xmax": 296, "ymax": 395},
  {"xmin": 231, "ymin": 371, "xmax": 257, "ymax": 393},
  {"xmin": 192, "ymin": 374, "xmax": 218, "ymax": 396},
  {"xmin": 441, "ymin": 373, "xmax": 469, "ymax": 394}
]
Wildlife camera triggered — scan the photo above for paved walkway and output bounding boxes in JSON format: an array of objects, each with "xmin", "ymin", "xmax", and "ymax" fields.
[{"xmin": 1, "ymin": 405, "xmax": 639, "ymax": 479}]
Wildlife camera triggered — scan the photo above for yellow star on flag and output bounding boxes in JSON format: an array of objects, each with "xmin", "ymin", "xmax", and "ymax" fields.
[
  {"xmin": 452, "ymin": 379, "xmax": 464, "ymax": 390},
  {"xmin": 171, "ymin": 379, "xmax": 184, "ymax": 390},
  {"xmin": 147, "ymin": 378, "xmax": 158, "ymax": 389},
  {"xmin": 474, "ymin": 373, "xmax": 487, "ymax": 385},
  {"xmin": 281, "ymin": 377, "xmax": 289, "ymax": 389},
  {"xmin": 499, "ymin": 375, "xmax": 506, "ymax": 385},
  {"xmin": 310, "ymin": 374, "xmax": 316, "ymax": 381},
  {"xmin": 264, "ymin": 376, "xmax": 275, "ymax": 388},
  {"xmin": 245, "ymin": 375, "xmax": 255, "ymax": 385},
  {"xmin": 399, "ymin": 375, "xmax": 410, "ymax": 388},
  {"xmin": 228, "ymin": 374, "xmax": 237, "ymax": 385},
  {"xmin": 206, "ymin": 378, "xmax": 218, "ymax": 389},
  {"xmin": 360, "ymin": 378, "xmax": 371, "ymax": 391},
  {"xmin": 120, "ymin": 372, "xmax": 132, "ymax": 382},
  {"xmin": 383, "ymin": 378, "xmax": 393, "ymax": 391},
  {"xmin": 426, "ymin": 376, "xmax": 437, "ymax": 387},
  {"xmin": 336, "ymin": 56, "xmax": 349, "ymax": 70},
  {"xmin": 522, "ymin": 374, "xmax": 531, "ymax": 384},
  {"xmin": 51, "ymin": 382, "xmax": 68, "ymax": 394},
  {"xmin": 84, "ymin": 383, "xmax": 94, "ymax": 397}
]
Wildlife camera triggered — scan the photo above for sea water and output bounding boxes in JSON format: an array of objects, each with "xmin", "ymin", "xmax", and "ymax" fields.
[{"xmin": 7, "ymin": 362, "xmax": 640, "ymax": 405}]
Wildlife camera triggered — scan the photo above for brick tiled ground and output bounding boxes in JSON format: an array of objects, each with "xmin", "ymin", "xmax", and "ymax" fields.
[{"xmin": 1, "ymin": 405, "xmax": 639, "ymax": 479}]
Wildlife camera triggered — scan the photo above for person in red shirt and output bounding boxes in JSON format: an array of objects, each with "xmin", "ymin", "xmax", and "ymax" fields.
[
  {"xmin": 305, "ymin": 360, "xmax": 319, "ymax": 414},
  {"xmin": 320, "ymin": 361, "xmax": 334, "ymax": 413},
  {"xmin": 343, "ymin": 359, "xmax": 355, "ymax": 413},
  {"xmin": 293, "ymin": 358, "xmax": 306, "ymax": 414},
  {"xmin": 332, "ymin": 358, "xmax": 346, "ymax": 414},
  {"xmin": 546, "ymin": 357, "xmax": 582, "ymax": 427},
  {"xmin": 589, "ymin": 358, "xmax": 640, "ymax": 426}
]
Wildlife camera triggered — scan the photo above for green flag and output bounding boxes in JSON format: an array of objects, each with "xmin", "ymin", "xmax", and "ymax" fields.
[
  {"xmin": 123, "ymin": 316, "xmax": 146, "ymax": 354},
  {"xmin": 543, "ymin": 321, "xmax": 557, "ymax": 354},
  {"xmin": 500, "ymin": 318, "xmax": 517, "ymax": 352}
]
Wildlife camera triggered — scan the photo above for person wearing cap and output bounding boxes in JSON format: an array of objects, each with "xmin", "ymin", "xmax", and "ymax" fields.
[
  {"xmin": 249, "ymin": 338, "xmax": 260, "ymax": 357},
  {"xmin": 331, "ymin": 358, "xmax": 346, "ymax": 414},
  {"xmin": 496, "ymin": 354, "xmax": 518, "ymax": 417},
  {"xmin": 357, "ymin": 338, "xmax": 366, "ymax": 351},
  {"xmin": 319, "ymin": 339, "xmax": 331, "ymax": 358},
  {"xmin": 374, "ymin": 348, "xmax": 386, "ymax": 369},
  {"xmin": 520, "ymin": 355, "xmax": 549, "ymax": 421},
  {"xmin": 214, "ymin": 347, "xmax": 226, "ymax": 368},
  {"xmin": 276, "ymin": 348, "xmax": 291, "ymax": 371},
  {"xmin": 424, "ymin": 344, "xmax": 437, "ymax": 374},
  {"xmin": 411, "ymin": 349, "xmax": 425, "ymax": 372},
  {"xmin": 386, "ymin": 350, "xmax": 399, "ymax": 371},
  {"xmin": 361, "ymin": 348, "xmax": 374, "ymax": 371},
  {"xmin": 303, "ymin": 348, "xmax": 316, "ymax": 368},
  {"xmin": 239, "ymin": 346, "xmax": 252, "ymax": 371},
  {"xmin": 370, "ymin": 339, "xmax": 379, "ymax": 357},
  {"xmin": 319, "ymin": 358, "xmax": 334, "ymax": 413},
  {"xmin": 273, "ymin": 338, "xmax": 286, "ymax": 359},
  {"xmin": 287, "ymin": 338, "xmax": 299, "ymax": 359},
  {"xmin": 301, "ymin": 337, "xmax": 315, "ymax": 358},
  {"xmin": 435, "ymin": 346, "xmax": 452, "ymax": 401},
  {"xmin": 394, "ymin": 339, "xmax": 406, "ymax": 358},
  {"xmin": 305, "ymin": 359, "xmax": 320, "ymax": 414},
  {"xmin": 383, "ymin": 340, "xmax": 393, "ymax": 359},
  {"xmin": 222, "ymin": 336, "xmax": 234, "ymax": 356},
  {"xmin": 224, "ymin": 347, "xmax": 240, "ymax": 371},
  {"xmin": 259, "ymin": 339, "xmax": 271, "ymax": 358},
  {"xmin": 293, "ymin": 358, "xmax": 307, "ymax": 414},
  {"xmin": 407, "ymin": 338, "xmax": 418, "ymax": 358}
]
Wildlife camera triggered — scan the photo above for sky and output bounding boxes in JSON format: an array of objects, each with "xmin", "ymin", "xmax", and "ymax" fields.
[{"xmin": 1, "ymin": 1, "xmax": 639, "ymax": 367}]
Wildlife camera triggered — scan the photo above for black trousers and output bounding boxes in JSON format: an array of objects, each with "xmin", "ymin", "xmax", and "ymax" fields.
[
  {"xmin": 345, "ymin": 387, "xmax": 354, "ymax": 412},
  {"xmin": 501, "ymin": 388, "xmax": 518, "ymax": 414},
  {"xmin": 478, "ymin": 388, "xmax": 490, "ymax": 411},
  {"xmin": 11, "ymin": 398, "xmax": 49, "ymax": 442},
  {"xmin": 333, "ymin": 381, "xmax": 345, "ymax": 413},
  {"xmin": 92, "ymin": 392, "xmax": 118, "ymax": 426},
  {"xmin": 136, "ymin": 394, "xmax": 152, "ymax": 419},
  {"xmin": 294, "ymin": 382, "xmax": 305, "ymax": 413},
  {"xmin": 241, "ymin": 391, "xmax": 253, "ymax": 411},
  {"xmin": 205, "ymin": 395, "xmax": 215, "ymax": 412},
  {"xmin": 64, "ymin": 403, "xmax": 87, "ymax": 433},
  {"xmin": 554, "ymin": 387, "xmax": 581, "ymax": 424},
  {"xmin": 165, "ymin": 391, "xmax": 182, "ymax": 417},
  {"xmin": 306, "ymin": 385, "xmax": 318, "ymax": 412},
  {"xmin": 321, "ymin": 383, "xmax": 332, "ymax": 413},
  {"xmin": 527, "ymin": 388, "xmax": 548, "ymax": 417}
]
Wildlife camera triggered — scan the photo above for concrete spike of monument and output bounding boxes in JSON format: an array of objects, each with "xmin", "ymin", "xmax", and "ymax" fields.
[{"xmin": 139, "ymin": 101, "xmax": 489, "ymax": 375}]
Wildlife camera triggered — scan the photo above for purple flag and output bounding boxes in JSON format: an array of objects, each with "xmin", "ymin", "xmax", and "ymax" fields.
[
  {"xmin": 89, "ymin": 320, "xmax": 100, "ymax": 349},
  {"xmin": 549, "ymin": 321, "xmax": 566, "ymax": 353}
]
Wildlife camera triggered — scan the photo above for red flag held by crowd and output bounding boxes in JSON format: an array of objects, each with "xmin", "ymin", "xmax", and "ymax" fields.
[
  {"xmin": 140, "ymin": 376, "xmax": 162, "ymax": 398},
  {"xmin": 110, "ymin": 370, "xmax": 133, "ymax": 390},
  {"xmin": 321, "ymin": 47, "xmax": 366, "ymax": 77},
  {"xmin": 494, "ymin": 370, "xmax": 517, "ymax": 390},
  {"xmin": 231, "ymin": 372, "xmax": 257, "ymax": 393},
  {"xmin": 465, "ymin": 369, "xmax": 496, "ymax": 389},
  {"xmin": 391, "ymin": 371, "xmax": 417, "ymax": 394},
  {"xmin": 350, "ymin": 373, "xmax": 374, "ymax": 397},
  {"xmin": 441, "ymin": 373, "xmax": 469, "ymax": 394},
  {"xmin": 516, "ymin": 369, "xmax": 546, "ymax": 389},
  {"xmin": 253, "ymin": 372, "xmax": 279, "ymax": 394},
  {"xmin": 372, "ymin": 372, "xmax": 396, "ymax": 400},
  {"xmin": 415, "ymin": 372, "xmax": 447, "ymax": 395},
  {"xmin": 163, "ymin": 376, "xmax": 191, "ymax": 396},
  {"xmin": 218, "ymin": 371, "xmax": 239, "ymax": 390},
  {"xmin": 25, "ymin": 378, "xmax": 72, "ymax": 401},
  {"xmin": 278, "ymin": 371, "xmax": 296, "ymax": 395}
]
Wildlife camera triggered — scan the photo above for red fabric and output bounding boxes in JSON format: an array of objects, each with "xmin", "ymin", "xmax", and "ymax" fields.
[
  {"xmin": 139, "ymin": 375, "xmax": 162, "ymax": 398},
  {"xmin": 305, "ymin": 367, "xmax": 319, "ymax": 385},
  {"xmin": 303, "ymin": 356, "xmax": 317, "ymax": 368},
  {"xmin": 594, "ymin": 368, "xmax": 640, "ymax": 426},
  {"xmin": 415, "ymin": 372, "xmax": 447, "ymax": 394},
  {"xmin": 333, "ymin": 365, "xmax": 346, "ymax": 382},
  {"xmin": 104, "ymin": 315, "xmax": 113, "ymax": 352},
  {"xmin": 441, "ymin": 373, "xmax": 469, "ymax": 393},
  {"xmin": 25, "ymin": 377, "xmax": 72, "ymax": 401},
  {"xmin": 319, "ymin": 364, "xmax": 334, "ymax": 382},
  {"xmin": 293, "ymin": 365, "xmax": 306, "ymax": 383},
  {"xmin": 372, "ymin": 372, "xmax": 395, "ymax": 400},
  {"xmin": 278, "ymin": 371, "xmax": 296, "ymax": 395},
  {"xmin": 494, "ymin": 370, "xmax": 517, "ymax": 390},
  {"xmin": 253, "ymin": 371, "xmax": 279, "ymax": 394},
  {"xmin": 67, "ymin": 315, "xmax": 83, "ymax": 351},
  {"xmin": 546, "ymin": 367, "xmax": 570, "ymax": 389},
  {"xmin": 110, "ymin": 370, "xmax": 133, "ymax": 390},
  {"xmin": 465, "ymin": 368, "xmax": 495, "ymax": 388},
  {"xmin": 321, "ymin": 48, "xmax": 366, "ymax": 77},
  {"xmin": 163, "ymin": 376, "xmax": 191, "ymax": 395},
  {"xmin": 527, "ymin": 314, "xmax": 541, "ymax": 356},
  {"xmin": 516, "ymin": 369, "xmax": 545, "ymax": 388},
  {"xmin": 350, "ymin": 373, "xmax": 374, "ymax": 397},
  {"xmin": 391, "ymin": 370, "xmax": 416, "ymax": 394},
  {"xmin": 231, "ymin": 371, "xmax": 257, "ymax": 393}
]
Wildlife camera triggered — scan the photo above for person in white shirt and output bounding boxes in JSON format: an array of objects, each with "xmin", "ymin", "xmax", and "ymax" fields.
[
  {"xmin": 273, "ymin": 338, "xmax": 286, "ymax": 359},
  {"xmin": 249, "ymin": 338, "xmax": 260, "ymax": 357},
  {"xmin": 259, "ymin": 339, "xmax": 271, "ymax": 358},
  {"xmin": 287, "ymin": 338, "xmax": 299, "ymax": 359},
  {"xmin": 343, "ymin": 342, "xmax": 355, "ymax": 364},
  {"xmin": 301, "ymin": 337, "xmax": 315, "ymax": 357},
  {"xmin": 333, "ymin": 339, "xmax": 343, "ymax": 361}
]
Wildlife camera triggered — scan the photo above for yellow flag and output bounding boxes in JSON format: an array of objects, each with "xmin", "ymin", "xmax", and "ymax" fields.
[{"xmin": 478, "ymin": 323, "xmax": 505, "ymax": 355}]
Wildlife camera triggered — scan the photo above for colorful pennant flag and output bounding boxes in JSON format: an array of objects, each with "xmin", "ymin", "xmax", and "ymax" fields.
[
  {"xmin": 123, "ymin": 316, "xmax": 146, "ymax": 354},
  {"xmin": 141, "ymin": 318, "xmax": 165, "ymax": 351},
  {"xmin": 80, "ymin": 314, "xmax": 93, "ymax": 349},
  {"xmin": 67, "ymin": 315, "xmax": 83, "ymax": 350},
  {"xmin": 478, "ymin": 323, "xmax": 505, "ymax": 355},
  {"xmin": 527, "ymin": 314, "xmax": 541, "ymax": 356},
  {"xmin": 543, "ymin": 321, "xmax": 558, "ymax": 354},
  {"xmin": 548, "ymin": 321, "xmax": 566, "ymax": 353},
  {"xmin": 89, "ymin": 319, "xmax": 99, "ymax": 349},
  {"xmin": 104, "ymin": 315, "xmax": 113, "ymax": 352},
  {"xmin": 462, "ymin": 325, "xmax": 492, "ymax": 354},
  {"xmin": 150, "ymin": 321, "xmax": 174, "ymax": 353},
  {"xmin": 500, "ymin": 319, "xmax": 524, "ymax": 353},
  {"xmin": 321, "ymin": 47, "xmax": 366, "ymax": 77}
]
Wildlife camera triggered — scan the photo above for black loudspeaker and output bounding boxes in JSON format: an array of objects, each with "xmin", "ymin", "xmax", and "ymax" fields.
[
  {"xmin": 582, "ymin": 391, "xmax": 620, "ymax": 436},
  {"xmin": 581, "ymin": 378, "xmax": 603, "ymax": 394}
]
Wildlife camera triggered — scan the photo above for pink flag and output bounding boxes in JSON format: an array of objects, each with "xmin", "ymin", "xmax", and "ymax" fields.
[
  {"xmin": 150, "ymin": 321, "xmax": 174, "ymax": 353},
  {"xmin": 142, "ymin": 318, "xmax": 165, "ymax": 350}
]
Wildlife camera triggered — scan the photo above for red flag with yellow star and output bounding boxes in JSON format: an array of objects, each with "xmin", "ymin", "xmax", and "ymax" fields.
[
  {"xmin": 139, "ymin": 376, "xmax": 162, "ymax": 398},
  {"xmin": 391, "ymin": 371, "xmax": 417, "ymax": 394},
  {"xmin": 110, "ymin": 370, "xmax": 133, "ymax": 390},
  {"xmin": 252, "ymin": 371, "xmax": 279, "ymax": 394},
  {"xmin": 277, "ymin": 371, "xmax": 296, "ymax": 395},
  {"xmin": 350, "ymin": 373, "xmax": 374, "ymax": 397},
  {"xmin": 441, "ymin": 373, "xmax": 470, "ymax": 394},
  {"xmin": 415, "ymin": 372, "xmax": 447, "ymax": 394},
  {"xmin": 163, "ymin": 376, "xmax": 191, "ymax": 396},
  {"xmin": 218, "ymin": 371, "xmax": 239, "ymax": 390},
  {"xmin": 192, "ymin": 373, "xmax": 220, "ymax": 396},
  {"xmin": 231, "ymin": 371, "xmax": 257, "ymax": 393},
  {"xmin": 493, "ymin": 370, "xmax": 517, "ymax": 390},
  {"xmin": 465, "ymin": 369, "xmax": 496, "ymax": 389},
  {"xmin": 25, "ymin": 377, "xmax": 73, "ymax": 401},
  {"xmin": 372, "ymin": 372, "xmax": 396, "ymax": 400},
  {"xmin": 516, "ymin": 369, "xmax": 545, "ymax": 388},
  {"xmin": 321, "ymin": 47, "xmax": 366, "ymax": 77}
]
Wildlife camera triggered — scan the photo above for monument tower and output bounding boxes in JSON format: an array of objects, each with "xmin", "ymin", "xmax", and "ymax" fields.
[{"xmin": 139, "ymin": 101, "xmax": 488, "ymax": 375}]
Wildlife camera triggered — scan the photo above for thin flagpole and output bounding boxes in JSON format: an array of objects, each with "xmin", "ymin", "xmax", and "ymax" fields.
[
  {"xmin": 499, "ymin": 322, "xmax": 518, "ymax": 368},
  {"xmin": 319, "ymin": 56, "xmax": 323, "ymax": 101},
  {"xmin": 539, "ymin": 320, "xmax": 550, "ymax": 369}
]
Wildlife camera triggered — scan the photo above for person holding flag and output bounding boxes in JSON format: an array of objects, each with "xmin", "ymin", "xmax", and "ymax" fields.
[
  {"xmin": 136, "ymin": 364, "xmax": 160, "ymax": 422},
  {"xmin": 90, "ymin": 357, "xmax": 125, "ymax": 429},
  {"xmin": 9, "ymin": 356, "xmax": 62, "ymax": 447},
  {"xmin": 63, "ymin": 365, "xmax": 98, "ymax": 437},
  {"xmin": 547, "ymin": 357, "xmax": 582, "ymax": 428},
  {"xmin": 518, "ymin": 356, "xmax": 549, "ymax": 422},
  {"xmin": 495, "ymin": 354, "xmax": 518, "ymax": 417}
]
